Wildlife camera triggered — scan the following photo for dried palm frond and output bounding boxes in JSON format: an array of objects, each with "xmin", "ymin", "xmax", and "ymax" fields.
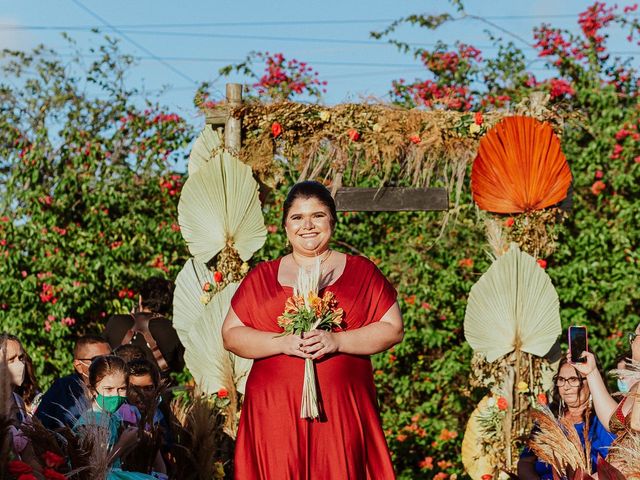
[
  {"xmin": 471, "ymin": 116, "xmax": 572, "ymax": 214},
  {"xmin": 528, "ymin": 407, "xmax": 590, "ymax": 476}
]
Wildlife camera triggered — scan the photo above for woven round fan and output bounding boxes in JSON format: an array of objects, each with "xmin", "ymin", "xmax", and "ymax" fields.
[
  {"xmin": 184, "ymin": 283, "xmax": 253, "ymax": 395},
  {"xmin": 464, "ymin": 243, "xmax": 561, "ymax": 362},
  {"xmin": 173, "ymin": 258, "xmax": 212, "ymax": 348},
  {"xmin": 471, "ymin": 116, "xmax": 572, "ymax": 214},
  {"xmin": 178, "ymin": 152, "xmax": 266, "ymax": 264},
  {"xmin": 188, "ymin": 125, "xmax": 224, "ymax": 176},
  {"xmin": 461, "ymin": 396, "xmax": 497, "ymax": 479}
]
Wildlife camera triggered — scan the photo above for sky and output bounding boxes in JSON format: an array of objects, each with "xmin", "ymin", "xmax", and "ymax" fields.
[{"xmin": 1, "ymin": 0, "xmax": 639, "ymax": 127}]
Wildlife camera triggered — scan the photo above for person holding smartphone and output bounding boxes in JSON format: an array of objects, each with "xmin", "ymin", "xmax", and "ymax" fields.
[
  {"xmin": 518, "ymin": 355, "xmax": 615, "ymax": 479},
  {"xmin": 570, "ymin": 323, "xmax": 640, "ymax": 469}
]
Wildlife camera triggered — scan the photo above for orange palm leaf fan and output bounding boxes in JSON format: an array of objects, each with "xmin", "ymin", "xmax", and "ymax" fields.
[{"xmin": 471, "ymin": 116, "xmax": 572, "ymax": 214}]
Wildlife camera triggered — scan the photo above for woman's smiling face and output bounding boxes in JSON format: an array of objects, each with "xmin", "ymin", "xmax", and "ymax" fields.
[{"xmin": 284, "ymin": 196, "xmax": 334, "ymax": 257}]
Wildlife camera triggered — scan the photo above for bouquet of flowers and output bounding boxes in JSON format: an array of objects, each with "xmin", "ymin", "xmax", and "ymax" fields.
[{"xmin": 277, "ymin": 258, "xmax": 344, "ymax": 419}]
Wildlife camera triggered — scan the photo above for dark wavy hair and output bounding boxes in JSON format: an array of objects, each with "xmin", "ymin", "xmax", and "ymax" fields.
[
  {"xmin": 139, "ymin": 277, "xmax": 174, "ymax": 315},
  {"xmin": 0, "ymin": 333, "xmax": 40, "ymax": 407},
  {"xmin": 281, "ymin": 181, "xmax": 338, "ymax": 229}
]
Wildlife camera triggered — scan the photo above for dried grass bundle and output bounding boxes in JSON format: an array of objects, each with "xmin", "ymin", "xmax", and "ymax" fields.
[
  {"xmin": 607, "ymin": 430, "xmax": 640, "ymax": 478},
  {"xmin": 528, "ymin": 407, "xmax": 591, "ymax": 476},
  {"xmin": 170, "ymin": 389, "xmax": 231, "ymax": 480}
]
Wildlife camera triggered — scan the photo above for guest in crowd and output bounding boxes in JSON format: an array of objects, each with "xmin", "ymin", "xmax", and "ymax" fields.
[
  {"xmin": 105, "ymin": 277, "xmax": 184, "ymax": 378},
  {"xmin": 75, "ymin": 355, "xmax": 166, "ymax": 478},
  {"xmin": 518, "ymin": 356, "xmax": 615, "ymax": 479},
  {"xmin": 1, "ymin": 333, "xmax": 38, "ymax": 458},
  {"xmin": 35, "ymin": 334, "xmax": 111, "ymax": 429},
  {"xmin": 114, "ymin": 343, "xmax": 148, "ymax": 364}
]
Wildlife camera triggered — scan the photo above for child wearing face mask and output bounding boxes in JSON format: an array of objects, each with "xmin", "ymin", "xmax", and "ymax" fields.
[{"xmin": 75, "ymin": 355, "xmax": 165, "ymax": 479}]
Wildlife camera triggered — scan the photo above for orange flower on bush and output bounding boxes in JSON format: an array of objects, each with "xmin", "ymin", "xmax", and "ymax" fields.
[
  {"xmin": 459, "ymin": 258, "xmax": 474, "ymax": 269},
  {"xmin": 591, "ymin": 180, "xmax": 606, "ymax": 195},
  {"xmin": 537, "ymin": 259, "xmax": 547, "ymax": 269},
  {"xmin": 419, "ymin": 456, "xmax": 434, "ymax": 470},
  {"xmin": 504, "ymin": 217, "xmax": 514, "ymax": 227},
  {"xmin": 217, "ymin": 388, "xmax": 228, "ymax": 398},
  {"xmin": 347, "ymin": 129, "xmax": 361, "ymax": 142},
  {"xmin": 271, "ymin": 122, "xmax": 283, "ymax": 138},
  {"xmin": 213, "ymin": 271, "xmax": 223, "ymax": 283},
  {"xmin": 409, "ymin": 134, "xmax": 421, "ymax": 144},
  {"xmin": 474, "ymin": 111, "xmax": 484, "ymax": 125},
  {"xmin": 438, "ymin": 428, "xmax": 458, "ymax": 441},
  {"xmin": 497, "ymin": 396, "xmax": 508, "ymax": 411},
  {"xmin": 537, "ymin": 393, "xmax": 548, "ymax": 405}
]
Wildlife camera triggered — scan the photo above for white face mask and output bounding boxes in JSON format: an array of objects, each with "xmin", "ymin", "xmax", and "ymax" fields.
[{"xmin": 8, "ymin": 361, "xmax": 25, "ymax": 387}]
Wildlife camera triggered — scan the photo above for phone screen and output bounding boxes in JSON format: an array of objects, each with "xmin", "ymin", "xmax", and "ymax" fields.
[{"xmin": 569, "ymin": 326, "xmax": 588, "ymax": 363}]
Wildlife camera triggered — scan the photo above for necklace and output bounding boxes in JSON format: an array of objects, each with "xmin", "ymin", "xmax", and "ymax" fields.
[{"xmin": 291, "ymin": 249, "xmax": 333, "ymax": 269}]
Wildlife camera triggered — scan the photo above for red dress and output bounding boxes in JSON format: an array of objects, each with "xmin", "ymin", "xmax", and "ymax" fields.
[{"xmin": 231, "ymin": 254, "xmax": 397, "ymax": 480}]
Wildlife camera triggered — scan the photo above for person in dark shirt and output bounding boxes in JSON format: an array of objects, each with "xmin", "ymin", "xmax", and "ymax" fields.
[
  {"xmin": 105, "ymin": 277, "xmax": 184, "ymax": 378},
  {"xmin": 35, "ymin": 334, "xmax": 111, "ymax": 430}
]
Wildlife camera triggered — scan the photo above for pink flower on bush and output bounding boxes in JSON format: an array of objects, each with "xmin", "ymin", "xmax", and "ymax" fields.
[
  {"xmin": 549, "ymin": 79, "xmax": 575, "ymax": 99},
  {"xmin": 61, "ymin": 317, "xmax": 76, "ymax": 327}
]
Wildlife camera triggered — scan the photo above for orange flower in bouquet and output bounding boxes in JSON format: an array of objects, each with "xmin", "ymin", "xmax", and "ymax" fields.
[{"xmin": 276, "ymin": 258, "xmax": 344, "ymax": 419}]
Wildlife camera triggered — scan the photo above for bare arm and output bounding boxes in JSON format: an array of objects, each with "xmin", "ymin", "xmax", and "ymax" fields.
[
  {"xmin": 222, "ymin": 307, "xmax": 311, "ymax": 360},
  {"xmin": 571, "ymin": 351, "xmax": 619, "ymax": 431},
  {"xmin": 302, "ymin": 302, "xmax": 404, "ymax": 359},
  {"xmin": 517, "ymin": 455, "xmax": 541, "ymax": 480}
]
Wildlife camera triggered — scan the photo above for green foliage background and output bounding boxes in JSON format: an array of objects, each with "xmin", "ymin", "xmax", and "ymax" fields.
[{"xmin": 1, "ymin": 5, "xmax": 639, "ymax": 479}]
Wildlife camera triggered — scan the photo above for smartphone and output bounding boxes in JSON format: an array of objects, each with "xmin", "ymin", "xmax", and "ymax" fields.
[{"xmin": 568, "ymin": 326, "xmax": 588, "ymax": 363}]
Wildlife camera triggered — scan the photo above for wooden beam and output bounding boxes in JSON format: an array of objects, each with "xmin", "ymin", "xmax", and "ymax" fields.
[
  {"xmin": 334, "ymin": 187, "xmax": 448, "ymax": 212},
  {"xmin": 205, "ymin": 105, "xmax": 229, "ymax": 127},
  {"xmin": 224, "ymin": 84, "xmax": 242, "ymax": 153}
]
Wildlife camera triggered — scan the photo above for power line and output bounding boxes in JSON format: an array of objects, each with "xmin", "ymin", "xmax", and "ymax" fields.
[
  {"xmin": 1, "ymin": 12, "xmax": 637, "ymax": 31},
  {"xmin": 68, "ymin": 0, "xmax": 197, "ymax": 85}
]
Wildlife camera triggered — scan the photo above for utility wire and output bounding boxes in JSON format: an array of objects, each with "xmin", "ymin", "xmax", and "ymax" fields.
[
  {"xmin": 1, "ymin": 12, "xmax": 638, "ymax": 30},
  {"xmin": 69, "ymin": 0, "xmax": 198, "ymax": 85}
]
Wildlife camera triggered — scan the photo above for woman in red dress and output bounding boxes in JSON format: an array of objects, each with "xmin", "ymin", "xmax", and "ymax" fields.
[{"xmin": 222, "ymin": 181, "xmax": 404, "ymax": 479}]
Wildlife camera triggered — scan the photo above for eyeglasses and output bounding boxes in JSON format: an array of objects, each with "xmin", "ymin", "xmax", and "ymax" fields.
[
  {"xmin": 556, "ymin": 376, "xmax": 583, "ymax": 387},
  {"xmin": 629, "ymin": 332, "xmax": 639, "ymax": 344}
]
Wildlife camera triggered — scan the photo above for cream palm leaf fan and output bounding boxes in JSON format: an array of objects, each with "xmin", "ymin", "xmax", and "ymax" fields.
[
  {"xmin": 173, "ymin": 258, "xmax": 212, "ymax": 348},
  {"xmin": 184, "ymin": 283, "xmax": 253, "ymax": 395},
  {"xmin": 178, "ymin": 152, "xmax": 266, "ymax": 264},
  {"xmin": 464, "ymin": 243, "xmax": 561, "ymax": 362},
  {"xmin": 461, "ymin": 396, "xmax": 498, "ymax": 479},
  {"xmin": 188, "ymin": 125, "xmax": 224, "ymax": 176}
]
